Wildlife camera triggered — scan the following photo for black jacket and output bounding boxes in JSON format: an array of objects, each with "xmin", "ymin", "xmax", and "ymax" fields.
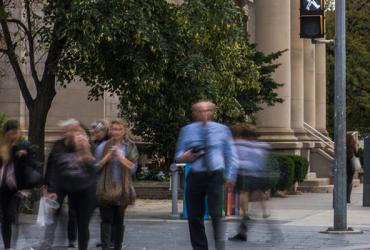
[
  {"xmin": 45, "ymin": 138, "xmax": 97, "ymax": 193},
  {"xmin": 0, "ymin": 140, "xmax": 41, "ymax": 190}
]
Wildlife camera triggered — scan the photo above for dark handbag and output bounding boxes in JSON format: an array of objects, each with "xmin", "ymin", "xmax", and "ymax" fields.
[
  {"xmin": 22, "ymin": 164, "xmax": 43, "ymax": 189},
  {"xmin": 13, "ymin": 140, "xmax": 43, "ymax": 189}
]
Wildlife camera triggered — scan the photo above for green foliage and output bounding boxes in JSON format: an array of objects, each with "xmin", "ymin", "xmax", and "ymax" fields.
[
  {"xmin": 271, "ymin": 154, "xmax": 295, "ymax": 191},
  {"xmin": 265, "ymin": 154, "xmax": 281, "ymax": 188},
  {"xmin": 326, "ymin": 0, "xmax": 370, "ymax": 136},
  {"xmin": 19, "ymin": 197, "xmax": 34, "ymax": 214},
  {"xmin": 0, "ymin": 113, "xmax": 5, "ymax": 136},
  {"xmin": 287, "ymin": 155, "xmax": 309, "ymax": 183},
  {"xmin": 63, "ymin": 0, "xmax": 284, "ymax": 161}
]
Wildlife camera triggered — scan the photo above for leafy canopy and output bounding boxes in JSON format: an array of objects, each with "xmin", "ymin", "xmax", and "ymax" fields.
[
  {"xmin": 60, "ymin": 0, "xmax": 284, "ymax": 160},
  {"xmin": 326, "ymin": 0, "xmax": 370, "ymax": 135}
]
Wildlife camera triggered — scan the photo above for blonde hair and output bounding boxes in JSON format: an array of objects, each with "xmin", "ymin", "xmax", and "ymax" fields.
[{"xmin": 111, "ymin": 119, "xmax": 127, "ymax": 128}]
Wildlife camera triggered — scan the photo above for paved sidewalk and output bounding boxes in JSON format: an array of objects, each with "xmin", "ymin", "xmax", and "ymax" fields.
[{"xmin": 8, "ymin": 185, "xmax": 370, "ymax": 250}]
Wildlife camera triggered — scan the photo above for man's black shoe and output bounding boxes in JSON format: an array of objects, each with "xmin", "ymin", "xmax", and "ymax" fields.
[{"xmin": 228, "ymin": 233, "xmax": 247, "ymax": 242}]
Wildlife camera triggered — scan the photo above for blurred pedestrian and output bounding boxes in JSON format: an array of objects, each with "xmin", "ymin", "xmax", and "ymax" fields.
[
  {"xmin": 346, "ymin": 133, "xmax": 359, "ymax": 203},
  {"xmin": 91, "ymin": 120, "xmax": 110, "ymax": 148},
  {"xmin": 175, "ymin": 101, "xmax": 237, "ymax": 250},
  {"xmin": 95, "ymin": 119, "xmax": 138, "ymax": 250},
  {"xmin": 0, "ymin": 120, "xmax": 40, "ymax": 250},
  {"xmin": 42, "ymin": 119, "xmax": 97, "ymax": 250},
  {"xmin": 228, "ymin": 123, "xmax": 272, "ymax": 242}
]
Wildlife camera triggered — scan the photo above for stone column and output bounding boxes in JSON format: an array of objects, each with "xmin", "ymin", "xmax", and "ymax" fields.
[
  {"xmin": 291, "ymin": 0, "xmax": 305, "ymax": 138},
  {"xmin": 304, "ymin": 39, "xmax": 316, "ymax": 128},
  {"xmin": 254, "ymin": 0, "xmax": 296, "ymax": 141},
  {"xmin": 315, "ymin": 43, "xmax": 327, "ymax": 133}
]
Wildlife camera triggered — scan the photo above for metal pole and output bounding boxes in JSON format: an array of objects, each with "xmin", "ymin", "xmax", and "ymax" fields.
[
  {"xmin": 170, "ymin": 163, "xmax": 180, "ymax": 218},
  {"xmin": 333, "ymin": 0, "xmax": 347, "ymax": 230},
  {"xmin": 363, "ymin": 136, "xmax": 370, "ymax": 206}
]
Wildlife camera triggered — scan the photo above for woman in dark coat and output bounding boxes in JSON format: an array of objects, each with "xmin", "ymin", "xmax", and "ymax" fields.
[
  {"xmin": 0, "ymin": 120, "xmax": 40, "ymax": 250},
  {"xmin": 43, "ymin": 120, "xmax": 97, "ymax": 250},
  {"xmin": 346, "ymin": 134, "xmax": 358, "ymax": 203}
]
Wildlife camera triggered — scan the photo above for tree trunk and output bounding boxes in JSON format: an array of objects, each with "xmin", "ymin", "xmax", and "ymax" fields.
[{"xmin": 28, "ymin": 95, "xmax": 55, "ymax": 163}]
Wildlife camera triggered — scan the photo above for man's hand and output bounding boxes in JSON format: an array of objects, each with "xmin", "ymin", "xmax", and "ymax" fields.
[
  {"xmin": 178, "ymin": 149, "xmax": 197, "ymax": 163},
  {"xmin": 225, "ymin": 179, "xmax": 235, "ymax": 192}
]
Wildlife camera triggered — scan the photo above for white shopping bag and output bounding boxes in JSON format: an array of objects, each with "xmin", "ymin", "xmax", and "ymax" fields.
[{"xmin": 36, "ymin": 197, "xmax": 53, "ymax": 226}]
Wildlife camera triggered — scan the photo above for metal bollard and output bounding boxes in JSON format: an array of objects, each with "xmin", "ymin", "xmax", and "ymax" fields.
[
  {"xmin": 363, "ymin": 136, "xmax": 370, "ymax": 206},
  {"xmin": 170, "ymin": 163, "xmax": 185, "ymax": 218}
]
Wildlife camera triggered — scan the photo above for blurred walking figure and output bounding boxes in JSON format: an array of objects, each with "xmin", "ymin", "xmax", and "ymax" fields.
[
  {"xmin": 95, "ymin": 119, "xmax": 138, "ymax": 250},
  {"xmin": 0, "ymin": 120, "xmax": 40, "ymax": 250},
  {"xmin": 346, "ymin": 133, "xmax": 359, "ymax": 203},
  {"xmin": 43, "ymin": 119, "xmax": 97, "ymax": 250},
  {"xmin": 175, "ymin": 101, "xmax": 237, "ymax": 250},
  {"xmin": 228, "ymin": 123, "xmax": 272, "ymax": 242}
]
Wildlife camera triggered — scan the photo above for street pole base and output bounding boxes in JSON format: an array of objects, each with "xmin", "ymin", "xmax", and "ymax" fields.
[
  {"xmin": 169, "ymin": 213, "xmax": 181, "ymax": 219},
  {"xmin": 320, "ymin": 227, "xmax": 363, "ymax": 234}
]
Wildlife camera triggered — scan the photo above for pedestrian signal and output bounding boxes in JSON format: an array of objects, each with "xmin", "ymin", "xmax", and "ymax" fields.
[{"xmin": 300, "ymin": 0, "xmax": 325, "ymax": 38}]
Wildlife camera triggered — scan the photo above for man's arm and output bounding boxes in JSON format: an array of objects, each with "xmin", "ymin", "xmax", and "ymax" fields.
[
  {"xmin": 175, "ymin": 126, "xmax": 197, "ymax": 163},
  {"xmin": 44, "ymin": 141, "xmax": 62, "ymax": 193},
  {"xmin": 224, "ymin": 129, "xmax": 238, "ymax": 182}
]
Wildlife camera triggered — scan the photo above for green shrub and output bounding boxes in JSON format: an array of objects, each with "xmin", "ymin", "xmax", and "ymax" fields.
[
  {"xmin": 272, "ymin": 154, "xmax": 295, "ymax": 191},
  {"xmin": 265, "ymin": 154, "xmax": 280, "ymax": 188},
  {"xmin": 0, "ymin": 112, "xmax": 6, "ymax": 135},
  {"xmin": 288, "ymin": 155, "xmax": 309, "ymax": 183}
]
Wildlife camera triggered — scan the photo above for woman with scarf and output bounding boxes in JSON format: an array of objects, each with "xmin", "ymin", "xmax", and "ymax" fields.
[{"xmin": 95, "ymin": 119, "xmax": 139, "ymax": 250}]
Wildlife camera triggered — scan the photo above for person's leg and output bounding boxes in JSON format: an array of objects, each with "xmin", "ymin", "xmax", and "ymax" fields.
[
  {"xmin": 113, "ymin": 205, "xmax": 125, "ymax": 250},
  {"xmin": 347, "ymin": 172, "xmax": 354, "ymax": 203},
  {"xmin": 67, "ymin": 194, "xmax": 78, "ymax": 247},
  {"xmin": 206, "ymin": 171, "xmax": 225, "ymax": 250},
  {"xmin": 100, "ymin": 205, "xmax": 114, "ymax": 250},
  {"xmin": 239, "ymin": 191, "xmax": 249, "ymax": 217},
  {"xmin": 258, "ymin": 190, "xmax": 270, "ymax": 218},
  {"xmin": 40, "ymin": 190, "xmax": 66, "ymax": 249},
  {"xmin": 70, "ymin": 189, "xmax": 95, "ymax": 250},
  {"xmin": 186, "ymin": 172, "xmax": 208, "ymax": 250},
  {"xmin": 110, "ymin": 222, "xmax": 115, "ymax": 248},
  {"xmin": 0, "ymin": 189, "xmax": 18, "ymax": 249},
  {"xmin": 229, "ymin": 190, "xmax": 248, "ymax": 241}
]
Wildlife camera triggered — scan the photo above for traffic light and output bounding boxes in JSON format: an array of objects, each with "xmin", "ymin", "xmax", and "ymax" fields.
[{"xmin": 300, "ymin": 0, "xmax": 325, "ymax": 38}]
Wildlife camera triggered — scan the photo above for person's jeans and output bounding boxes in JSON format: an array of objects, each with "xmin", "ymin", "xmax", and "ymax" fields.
[
  {"xmin": 40, "ymin": 186, "xmax": 95, "ymax": 250},
  {"xmin": 0, "ymin": 187, "xmax": 20, "ymax": 249},
  {"xmin": 68, "ymin": 186, "xmax": 96, "ymax": 250},
  {"xmin": 99, "ymin": 204, "xmax": 126, "ymax": 250},
  {"xmin": 186, "ymin": 170, "xmax": 225, "ymax": 250}
]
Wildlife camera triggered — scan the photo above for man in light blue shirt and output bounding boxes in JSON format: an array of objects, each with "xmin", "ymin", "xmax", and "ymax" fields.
[{"xmin": 175, "ymin": 101, "xmax": 237, "ymax": 250}]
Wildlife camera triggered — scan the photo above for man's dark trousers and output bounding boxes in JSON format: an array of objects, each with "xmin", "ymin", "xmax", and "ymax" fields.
[{"xmin": 186, "ymin": 169, "xmax": 225, "ymax": 250}]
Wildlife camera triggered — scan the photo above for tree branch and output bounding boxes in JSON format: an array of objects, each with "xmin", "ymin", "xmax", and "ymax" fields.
[
  {"xmin": 0, "ymin": 1, "xmax": 34, "ymax": 107},
  {"xmin": 24, "ymin": 0, "xmax": 40, "ymax": 87},
  {"xmin": 6, "ymin": 18, "xmax": 29, "ymax": 34},
  {"xmin": 40, "ymin": 2, "xmax": 71, "ymax": 99}
]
